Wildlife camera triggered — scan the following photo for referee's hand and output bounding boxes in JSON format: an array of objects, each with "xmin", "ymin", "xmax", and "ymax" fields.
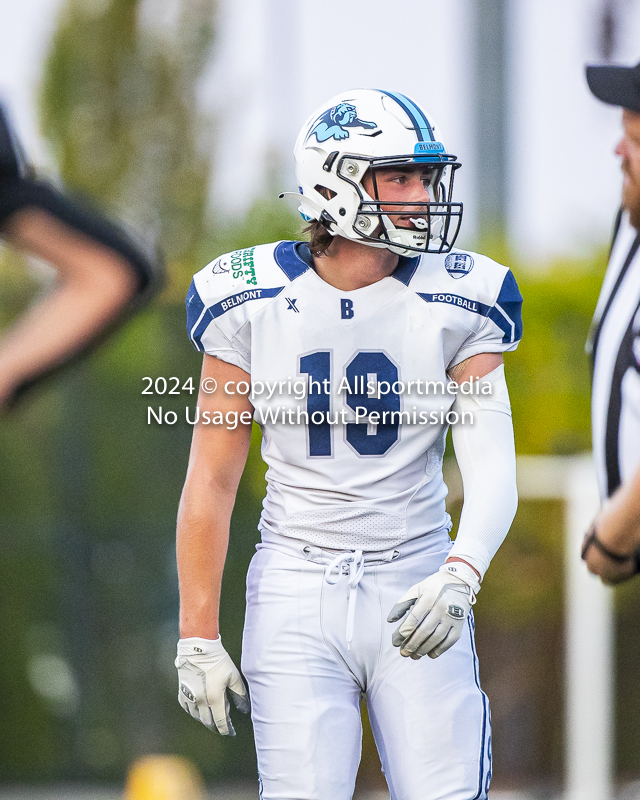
[{"xmin": 581, "ymin": 524, "xmax": 639, "ymax": 585}]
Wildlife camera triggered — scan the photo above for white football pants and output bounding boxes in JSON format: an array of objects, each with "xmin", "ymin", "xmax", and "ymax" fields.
[{"xmin": 241, "ymin": 528, "xmax": 491, "ymax": 800}]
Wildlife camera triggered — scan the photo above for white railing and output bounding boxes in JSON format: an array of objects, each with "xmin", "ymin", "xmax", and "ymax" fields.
[{"xmin": 445, "ymin": 454, "xmax": 613, "ymax": 800}]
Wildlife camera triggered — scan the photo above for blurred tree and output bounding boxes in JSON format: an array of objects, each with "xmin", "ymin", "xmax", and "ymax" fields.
[
  {"xmin": 12, "ymin": 0, "xmax": 224, "ymax": 782},
  {"xmin": 41, "ymin": 0, "xmax": 216, "ymax": 291},
  {"xmin": 508, "ymin": 258, "xmax": 605, "ymax": 455}
]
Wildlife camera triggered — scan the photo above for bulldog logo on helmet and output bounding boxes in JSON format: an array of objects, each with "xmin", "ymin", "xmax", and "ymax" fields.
[{"xmin": 307, "ymin": 103, "xmax": 377, "ymax": 143}]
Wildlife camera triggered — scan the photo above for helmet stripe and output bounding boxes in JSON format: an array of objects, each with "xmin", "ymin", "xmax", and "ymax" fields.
[{"xmin": 377, "ymin": 90, "xmax": 435, "ymax": 142}]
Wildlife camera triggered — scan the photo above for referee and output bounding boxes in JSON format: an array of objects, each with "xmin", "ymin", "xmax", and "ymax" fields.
[{"xmin": 582, "ymin": 61, "xmax": 640, "ymax": 583}]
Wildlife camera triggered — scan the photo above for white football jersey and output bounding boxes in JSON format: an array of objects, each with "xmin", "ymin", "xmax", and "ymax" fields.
[{"xmin": 187, "ymin": 241, "xmax": 522, "ymax": 550}]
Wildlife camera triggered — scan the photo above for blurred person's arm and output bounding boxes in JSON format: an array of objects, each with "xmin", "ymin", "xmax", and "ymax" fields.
[
  {"xmin": 582, "ymin": 462, "xmax": 640, "ymax": 584},
  {"xmin": 175, "ymin": 355, "xmax": 253, "ymax": 735},
  {"xmin": 0, "ymin": 102, "xmax": 160, "ymax": 408},
  {"xmin": 0, "ymin": 208, "xmax": 139, "ymax": 406}
]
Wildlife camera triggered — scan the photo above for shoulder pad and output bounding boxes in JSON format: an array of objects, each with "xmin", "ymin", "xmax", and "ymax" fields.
[
  {"xmin": 192, "ymin": 240, "xmax": 311, "ymax": 299},
  {"xmin": 410, "ymin": 249, "xmax": 522, "ymax": 344},
  {"xmin": 186, "ymin": 240, "xmax": 313, "ymax": 349},
  {"xmin": 411, "ymin": 249, "xmax": 509, "ymax": 302}
]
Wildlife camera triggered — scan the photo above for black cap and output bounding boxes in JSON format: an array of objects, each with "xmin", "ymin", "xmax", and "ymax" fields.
[{"xmin": 586, "ymin": 62, "xmax": 640, "ymax": 113}]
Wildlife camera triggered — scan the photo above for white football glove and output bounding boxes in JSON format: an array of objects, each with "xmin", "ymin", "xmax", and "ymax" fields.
[
  {"xmin": 387, "ymin": 562, "xmax": 480, "ymax": 660},
  {"xmin": 175, "ymin": 636, "xmax": 250, "ymax": 736}
]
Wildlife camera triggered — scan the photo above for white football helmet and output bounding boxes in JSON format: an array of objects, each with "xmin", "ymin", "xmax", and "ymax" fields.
[{"xmin": 287, "ymin": 89, "xmax": 463, "ymax": 256}]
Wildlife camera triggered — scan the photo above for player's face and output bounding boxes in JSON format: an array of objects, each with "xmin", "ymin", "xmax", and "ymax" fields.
[
  {"xmin": 362, "ymin": 165, "xmax": 434, "ymax": 229},
  {"xmin": 616, "ymin": 109, "xmax": 640, "ymax": 229}
]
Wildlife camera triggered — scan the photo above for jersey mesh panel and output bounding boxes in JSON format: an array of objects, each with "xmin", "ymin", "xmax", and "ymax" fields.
[{"xmin": 280, "ymin": 508, "xmax": 406, "ymax": 550}]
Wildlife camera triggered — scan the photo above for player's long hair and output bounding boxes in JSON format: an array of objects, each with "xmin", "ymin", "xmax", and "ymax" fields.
[{"xmin": 305, "ymin": 220, "xmax": 334, "ymax": 256}]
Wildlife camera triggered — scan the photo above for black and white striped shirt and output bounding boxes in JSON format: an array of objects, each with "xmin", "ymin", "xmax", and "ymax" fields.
[{"xmin": 590, "ymin": 211, "xmax": 640, "ymax": 500}]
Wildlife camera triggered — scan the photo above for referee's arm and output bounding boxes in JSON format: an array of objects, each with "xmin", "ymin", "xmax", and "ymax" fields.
[{"xmin": 583, "ymin": 463, "xmax": 640, "ymax": 583}]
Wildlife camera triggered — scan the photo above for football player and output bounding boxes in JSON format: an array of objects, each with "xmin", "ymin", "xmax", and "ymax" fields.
[
  {"xmin": 176, "ymin": 89, "xmax": 522, "ymax": 799},
  {"xmin": 0, "ymin": 103, "xmax": 159, "ymax": 409}
]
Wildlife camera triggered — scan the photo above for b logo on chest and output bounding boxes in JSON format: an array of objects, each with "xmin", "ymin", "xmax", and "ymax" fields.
[{"xmin": 341, "ymin": 299, "xmax": 354, "ymax": 319}]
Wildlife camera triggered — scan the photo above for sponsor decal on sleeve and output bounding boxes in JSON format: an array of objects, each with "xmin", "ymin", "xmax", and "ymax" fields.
[
  {"xmin": 211, "ymin": 255, "xmax": 231, "ymax": 274},
  {"xmin": 211, "ymin": 247, "xmax": 258, "ymax": 286}
]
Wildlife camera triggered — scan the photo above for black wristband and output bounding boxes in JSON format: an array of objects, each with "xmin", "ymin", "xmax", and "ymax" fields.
[{"xmin": 581, "ymin": 524, "xmax": 638, "ymax": 566}]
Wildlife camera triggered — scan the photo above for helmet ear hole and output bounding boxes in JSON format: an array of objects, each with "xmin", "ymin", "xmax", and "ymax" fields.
[{"xmin": 314, "ymin": 185, "xmax": 337, "ymax": 201}]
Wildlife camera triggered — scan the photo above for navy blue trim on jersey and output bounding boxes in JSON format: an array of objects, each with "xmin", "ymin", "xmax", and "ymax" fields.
[
  {"xmin": 418, "ymin": 292, "xmax": 493, "ymax": 317},
  {"xmin": 493, "ymin": 270, "xmax": 523, "ymax": 343},
  {"xmin": 296, "ymin": 241, "xmax": 313, "ymax": 265},
  {"xmin": 377, "ymin": 90, "xmax": 435, "ymax": 142},
  {"xmin": 209, "ymin": 287, "xmax": 284, "ymax": 318},
  {"xmin": 186, "ymin": 280, "xmax": 205, "ymax": 327},
  {"xmin": 467, "ymin": 615, "xmax": 492, "ymax": 800},
  {"xmin": 186, "ymin": 279, "xmax": 207, "ymax": 351},
  {"xmin": 418, "ymin": 270, "xmax": 523, "ymax": 345},
  {"xmin": 186, "ymin": 281, "xmax": 284, "ymax": 351},
  {"xmin": 391, "ymin": 255, "xmax": 421, "ymax": 286},
  {"xmin": 274, "ymin": 240, "xmax": 313, "ymax": 281}
]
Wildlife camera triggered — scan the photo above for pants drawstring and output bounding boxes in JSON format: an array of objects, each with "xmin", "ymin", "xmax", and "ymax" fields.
[{"xmin": 323, "ymin": 550, "xmax": 366, "ymax": 649}]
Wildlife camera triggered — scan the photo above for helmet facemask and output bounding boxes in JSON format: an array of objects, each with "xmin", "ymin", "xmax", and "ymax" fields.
[{"xmin": 337, "ymin": 154, "xmax": 463, "ymax": 256}]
